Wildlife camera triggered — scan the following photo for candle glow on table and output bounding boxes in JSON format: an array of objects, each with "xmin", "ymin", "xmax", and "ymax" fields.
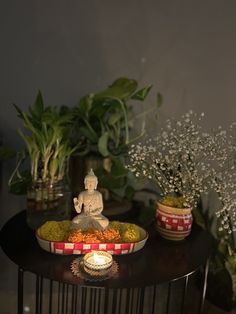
[
  {"xmin": 83, "ymin": 251, "xmax": 113, "ymax": 273},
  {"xmin": 88, "ymin": 252, "xmax": 106, "ymax": 265}
]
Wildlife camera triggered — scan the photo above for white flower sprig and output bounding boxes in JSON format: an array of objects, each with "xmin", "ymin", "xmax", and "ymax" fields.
[{"xmin": 127, "ymin": 111, "xmax": 236, "ymax": 234}]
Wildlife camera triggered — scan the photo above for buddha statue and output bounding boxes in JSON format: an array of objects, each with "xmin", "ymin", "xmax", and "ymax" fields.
[{"xmin": 72, "ymin": 169, "xmax": 109, "ymax": 230}]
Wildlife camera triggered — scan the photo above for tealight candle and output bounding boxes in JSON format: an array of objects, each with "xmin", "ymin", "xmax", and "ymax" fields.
[{"xmin": 83, "ymin": 251, "xmax": 113, "ymax": 275}]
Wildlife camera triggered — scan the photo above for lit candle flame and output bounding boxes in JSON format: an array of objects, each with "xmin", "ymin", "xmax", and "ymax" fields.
[{"xmin": 93, "ymin": 252, "xmax": 106, "ymax": 265}]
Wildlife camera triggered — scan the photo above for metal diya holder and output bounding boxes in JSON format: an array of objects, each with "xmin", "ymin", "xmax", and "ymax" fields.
[
  {"xmin": 71, "ymin": 251, "xmax": 118, "ymax": 281},
  {"xmin": 83, "ymin": 251, "xmax": 113, "ymax": 274}
]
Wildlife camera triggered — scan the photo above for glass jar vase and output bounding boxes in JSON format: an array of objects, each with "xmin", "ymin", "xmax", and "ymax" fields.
[{"xmin": 26, "ymin": 180, "xmax": 72, "ymax": 229}]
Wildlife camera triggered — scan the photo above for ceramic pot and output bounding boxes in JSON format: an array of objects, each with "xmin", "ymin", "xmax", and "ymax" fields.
[{"xmin": 156, "ymin": 201, "xmax": 193, "ymax": 241}]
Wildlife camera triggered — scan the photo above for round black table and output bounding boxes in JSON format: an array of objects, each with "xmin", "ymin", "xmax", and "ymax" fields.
[{"xmin": 0, "ymin": 211, "xmax": 212, "ymax": 314}]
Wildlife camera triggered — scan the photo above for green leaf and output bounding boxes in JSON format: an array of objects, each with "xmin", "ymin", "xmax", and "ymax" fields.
[
  {"xmin": 28, "ymin": 106, "xmax": 42, "ymax": 129},
  {"xmin": 157, "ymin": 92, "xmax": 163, "ymax": 107},
  {"xmin": 125, "ymin": 185, "xmax": 135, "ymax": 200},
  {"xmin": 77, "ymin": 94, "xmax": 94, "ymax": 118},
  {"xmin": 18, "ymin": 130, "xmax": 34, "ymax": 155},
  {"xmin": 192, "ymin": 207, "xmax": 207, "ymax": 230},
  {"xmin": 98, "ymin": 132, "xmax": 109, "ymax": 157},
  {"xmin": 110, "ymin": 77, "xmax": 138, "ymax": 93},
  {"xmin": 59, "ymin": 105, "xmax": 72, "ymax": 116},
  {"xmin": 138, "ymin": 201, "xmax": 156, "ymax": 227},
  {"xmin": 90, "ymin": 98, "xmax": 113, "ymax": 118},
  {"xmin": 13, "ymin": 104, "xmax": 24, "ymax": 120},
  {"xmin": 80, "ymin": 126, "xmax": 98, "ymax": 143},
  {"xmin": 108, "ymin": 111, "xmax": 123, "ymax": 125},
  {"xmin": 33, "ymin": 90, "xmax": 44, "ymax": 116},
  {"xmin": 110, "ymin": 157, "xmax": 128, "ymax": 177},
  {"xmin": 104, "ymin": 177, "xmax": 126, "ymax": 190},
  {"xmin": 226, "ymin": 255, "xmax": 236, "ymax": 271},
  {"xmin": 95, "ymin": 166, "xmax": 125, "ymax": 190},
  {"xmin": 109, "ymin": 187, "xmax": 126, "ymax": 198},
  {"xmin": 218, "ymin": 241, "xmax": 228, "ymax": 257},
  {"xmin": 8, "ymin": 171, "xmax": 31, "ymax": 195},
  {"xmin": 49, "ymin": 158, "xmax": 59, "ymax": 179},
  {"xmin": 131, "ymin": 85, "xmax": 152, "ymax": 101},
  {"xmin": 95, "ymin": 77, "xmax": 138, "ymax": 100}
]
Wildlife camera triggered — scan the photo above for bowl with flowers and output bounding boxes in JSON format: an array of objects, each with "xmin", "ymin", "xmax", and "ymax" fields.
[{"xmin": 36, "ymin": 220, "xmax": 148, "ymax": 255}]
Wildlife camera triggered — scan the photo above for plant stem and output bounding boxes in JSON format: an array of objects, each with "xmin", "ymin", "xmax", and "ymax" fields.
[{"xmin": 108, "ymin": 97, "xmax": 129, "ymax": 145}]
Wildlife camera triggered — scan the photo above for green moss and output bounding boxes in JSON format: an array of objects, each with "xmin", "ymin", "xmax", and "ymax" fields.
[
  {"xmin": 109, "ymin": 221, "xmax": 122, "ymax": 232},
  {"xmin": 109, "ymin": 221, "xmax": 141, "ymax": 242},
  {"xmin": 161, "ymin": 195, "xmax": 187, "ymax": 208},
  {"xmin": 121, "ymin": 223, "xmax": 140, "ymax": 242},
  {"xmin": 38, "ymin": 220, "xmax": 71, "ymax": 241}
]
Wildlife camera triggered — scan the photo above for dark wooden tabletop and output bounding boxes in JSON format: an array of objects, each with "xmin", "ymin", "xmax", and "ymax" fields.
[{"xmin": 0, "ymin": 211, "xmax": 212, "ymax": 289}]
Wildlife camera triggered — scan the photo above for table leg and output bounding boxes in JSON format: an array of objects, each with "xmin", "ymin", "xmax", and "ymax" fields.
[
  {"xmin": 74, "ymin": 285, "xmax": 78, "ymax": 313},
  {"xmin": 181, "ymin": 275, "xmax": 189, "ymax": 314},
  {"xmin": 35, "ymin": 275, "xmax": 43, "ymax": 314},
  {"xmin": 88, "ymin": 288, "xmax": 93, "ymax": 314},
  {"xmin": 151, "ymin": 285, "xmax": 157, "ymax": 314},
  {"xmin": 81, "ymin": 287, "xmax": 87, "ymax": 313},
  {"xmin": 17, "ymin": 267, "xmax": 24, "ymax": 314},
  {"xmin": 166, "ymin": 282, "xmax": 172, "ymax": 314},
  {"xmin": 111, "ymin": 289, "xmax": 118, "ymax": 314},
  {"xmin": 125, "ymin": 288, "xmax": 131, "ymax": 314},
  {"xmin": 117, "ymin": 289, "xmax": 122, "ymax": 314},
  {"xmin": 199, "ymin": 258, "xmax": 210, "ymax": 314},
  {"xmin": 97, "ymin": 289, "xmax": 102, "ymax": 314},
  {"xmin": 57, "ymin": 282, "xmax": 61, "ymax": 313},
  {"xmin": 48, "ymin": 280, "xmax": 53, "ymax": 314},
  {"xmin": 65, "ymin": 284, "xmax": 69, "ymax": 314},
  {"xmin": 104, "ymin": 288, "xmax": 109, "ymax": 314},
  {"xmin": 138, "ymin": 287, "xmax": 145, "ymax": 314},
  {"xmin": 61, "ymin": 283, "xmax": 65, "ymax": 313}
]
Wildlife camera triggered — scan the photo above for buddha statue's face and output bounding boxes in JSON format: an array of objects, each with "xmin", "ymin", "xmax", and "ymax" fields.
[{"xmin": 84, "ymin": 177, "xmax": 97, "ymax": 191}]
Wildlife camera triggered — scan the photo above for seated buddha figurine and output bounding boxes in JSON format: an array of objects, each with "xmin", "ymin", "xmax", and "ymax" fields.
[{"xmin": 72, "ymin": 169, "xmax": 109, "ymax": 230}]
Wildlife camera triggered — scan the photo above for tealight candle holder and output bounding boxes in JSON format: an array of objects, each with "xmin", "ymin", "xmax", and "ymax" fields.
[{"xmin": 83, "ymin": 251, "xmax": 113, "ymax": 276}]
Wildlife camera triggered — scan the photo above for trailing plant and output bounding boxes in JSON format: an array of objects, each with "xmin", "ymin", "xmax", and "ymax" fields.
[{"xmin": 71, "ymin": 77, "xmax": 162, "ymax": 201}]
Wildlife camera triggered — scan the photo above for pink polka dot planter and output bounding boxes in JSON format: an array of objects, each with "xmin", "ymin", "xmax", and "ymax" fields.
[
  {"xmin": 156, "ymin": 201, "xmax": 193, "ymax": 241},
  {"xmin": 36, "ymin": 226, "xmax": 148, "ymax": 255}
]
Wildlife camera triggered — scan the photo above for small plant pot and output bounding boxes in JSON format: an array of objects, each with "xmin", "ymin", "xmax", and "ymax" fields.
[{"xmin": 156, "ymin": 202, "xmax": 193, "ymax": 241}]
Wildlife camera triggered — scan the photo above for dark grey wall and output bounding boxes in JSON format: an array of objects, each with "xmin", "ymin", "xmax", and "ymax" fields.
[{"xmin": 1, "ymin": 0, "xmax": 236, "ymax": 311}]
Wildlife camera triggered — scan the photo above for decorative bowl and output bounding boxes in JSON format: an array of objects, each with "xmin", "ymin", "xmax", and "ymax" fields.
[{"xmin": 36, "ymin": 225, "xmax": 148, "ymax": 255}]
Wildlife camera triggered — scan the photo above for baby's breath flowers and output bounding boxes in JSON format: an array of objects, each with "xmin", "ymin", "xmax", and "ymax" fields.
[{"xmin": 127, "ymin": 111, "xmax": 236, "ymax": 235}]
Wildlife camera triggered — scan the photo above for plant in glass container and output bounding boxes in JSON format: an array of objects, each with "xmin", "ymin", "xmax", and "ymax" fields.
[
  {"xmin": 9, "ymin": 91, "xmax": 77, "ymax": 229},
  {"xmin": 70, "ymin": 77, "xmax": 162, "ymax": 211}
]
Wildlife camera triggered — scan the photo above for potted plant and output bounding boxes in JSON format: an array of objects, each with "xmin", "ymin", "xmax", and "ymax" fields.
[
  {"xmin": 127, "ymin": 110, "xmax": 236, "ymax": 308},
  {"xmin": 9, "ymin": 91, "xmax": 78, "ymax": 229},
  {"xmin": 70, "ymin": 77, "xmax": 162, "ymax": 211},
  {"xmin": 156, "ymin": 195, "xmax": 192, "ymax": 240},
  {"xmin": 127, "ymin": 111, "xmax": 236, "ymax": 238}
]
